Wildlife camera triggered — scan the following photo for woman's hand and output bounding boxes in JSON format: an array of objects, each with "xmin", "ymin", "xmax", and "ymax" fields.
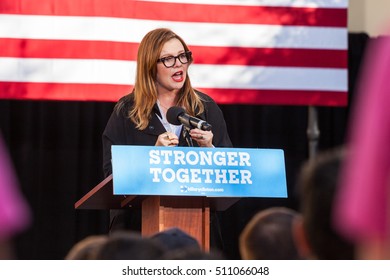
[
  {"xmin": 190, "ymin": 128, "xmax": 213, "ymax": 147},
  {"xmin": 155, "ymin": 132, "xmax": 179, "ymax": 147}
]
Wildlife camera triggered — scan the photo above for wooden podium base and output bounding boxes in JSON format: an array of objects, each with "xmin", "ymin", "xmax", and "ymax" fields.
[{"xmin": 141, "ymin": 196, "xmax": 210, "ymax": 251}]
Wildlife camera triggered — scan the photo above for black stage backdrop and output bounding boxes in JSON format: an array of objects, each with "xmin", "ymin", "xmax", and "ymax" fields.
[{"xmin": 0, "ymin": 33, "xmax": 369, "ymax": 260}]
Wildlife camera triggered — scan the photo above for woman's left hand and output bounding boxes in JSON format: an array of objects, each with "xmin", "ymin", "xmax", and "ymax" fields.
[{"xmin": 189, "ymin": 128, "xmax": 213, "ymax": 147}]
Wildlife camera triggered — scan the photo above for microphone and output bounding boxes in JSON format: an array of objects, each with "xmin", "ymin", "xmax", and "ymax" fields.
[{"xmin": 166, "ymin": 106, "xmax": 212, "ymax": 131}]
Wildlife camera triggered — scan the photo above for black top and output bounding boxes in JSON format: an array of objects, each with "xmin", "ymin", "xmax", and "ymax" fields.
[{"xmin": 102, "ymin": 90, "xmax": 232, "ymax": 177}]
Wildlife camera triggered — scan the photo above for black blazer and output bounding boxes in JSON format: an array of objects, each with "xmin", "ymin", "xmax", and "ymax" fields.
[{"xmin": 102, "ymin": 91, "xmax": 232, "ymax": 177}]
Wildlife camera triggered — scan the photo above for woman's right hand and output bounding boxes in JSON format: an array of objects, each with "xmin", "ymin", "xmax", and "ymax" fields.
[{"xmin": 155, "ymin": 132, "xmax": 179, "ymax": 147}]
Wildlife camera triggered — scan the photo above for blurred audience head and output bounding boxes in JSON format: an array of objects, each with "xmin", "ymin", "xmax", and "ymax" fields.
[
  {"xmin": 239, "ymin": 206, "xmax": 302, "ymax": 260},
  {"xmin": 65, "ymin": 234, "xmax": 108, "ymax": 260},
  {"xmin": 294, "ymin": 148, "xmax": 355, "ymax": 259},
  {"xmin": 151, "ymin": 227, "xmax": 201, "ymax": 251},
  {"xmin": 93, "ymin": 230, "xmax": 165, "ymax": 260}
]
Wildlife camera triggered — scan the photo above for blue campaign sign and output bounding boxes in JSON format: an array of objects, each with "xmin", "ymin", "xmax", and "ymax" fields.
[{"xmin": 112, "ymin": 145, "xmax": 287, "ymax": 198}]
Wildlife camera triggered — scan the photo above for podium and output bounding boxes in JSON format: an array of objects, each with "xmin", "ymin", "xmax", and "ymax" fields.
[
  {"xmin": 75, "ymin": 174, "xmax": 238, "ymax": 250},
  {"xmin": 75, "ymin": 145, "xmax": 287, "ymax": 251}
]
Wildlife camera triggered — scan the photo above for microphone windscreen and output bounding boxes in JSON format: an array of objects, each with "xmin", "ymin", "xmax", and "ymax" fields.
[{"xmin": 166, "ymin": 106, "xmax": 185, "ymax": 125}]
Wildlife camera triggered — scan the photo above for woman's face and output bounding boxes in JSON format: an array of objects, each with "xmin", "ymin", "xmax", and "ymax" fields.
[{"xmin": 155, "ymin": 38, "xmax": 189, "ymax": 95}]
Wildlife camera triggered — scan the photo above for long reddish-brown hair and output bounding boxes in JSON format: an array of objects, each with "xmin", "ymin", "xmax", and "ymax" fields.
[{"xmin": 122, "ymin": 28, "xmax": 204, "ymax": 130}]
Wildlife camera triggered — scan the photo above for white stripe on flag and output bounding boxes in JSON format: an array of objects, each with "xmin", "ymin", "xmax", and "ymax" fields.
[
  {"xmin": 0, "ymin": 15, "xmax": 347, "ymax": 50},
  {"xmin": 0, "ymin": 58, "xmax": 135, "ymax": 85},
  {"xmin": 191, "ymin": 65, "xmax": 347, "ymax": 91},
  {"xmin": 0, "ymin": 58, "xmax": 347, "ymax": 91}
]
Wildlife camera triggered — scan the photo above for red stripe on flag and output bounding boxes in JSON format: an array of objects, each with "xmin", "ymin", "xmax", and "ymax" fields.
[
  {"xmin": 193, "ymin": 46, "xmax": 347, "ymax": 68},
  {"xmin": 0, "ymin": 82, "xmax": 132, "ymax": 102},
  {"xmin": 201, "ymin": 88, "xmax": 348, "ymax": 106},
  {"xmin": 0, "ymin": 38, "xmax": 137, "ymax": 61},
  {"xmin": 0, "ymin": 82, "xmax": 347, "ymax": 106},
  {"xmin": 0, "ymin": 38, "xmax": 347, "ymax": 68},
  {"xmin": 0, "ymin": 0, "xmax": 347, "ymax": 27}
]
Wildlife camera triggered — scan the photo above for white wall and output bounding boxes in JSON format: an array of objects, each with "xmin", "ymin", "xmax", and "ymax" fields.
[{"xmin": 349, "ymin": 0, "xmax": 390, "ymax": 36}]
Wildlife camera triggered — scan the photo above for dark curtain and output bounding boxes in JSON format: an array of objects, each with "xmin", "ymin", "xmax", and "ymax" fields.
[{"xmin": 0, "ymin": 33, "xmax": 370, "ymax": 260}]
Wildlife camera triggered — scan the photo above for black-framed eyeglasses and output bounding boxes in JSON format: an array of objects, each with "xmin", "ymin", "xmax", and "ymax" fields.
[{"xmin": 157, "ymin": 51, "xmax": 192, "ymax": 68}]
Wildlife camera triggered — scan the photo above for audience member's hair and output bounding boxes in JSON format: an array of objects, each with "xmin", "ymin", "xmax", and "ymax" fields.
[
  {"xmin": 150, "ymin": 227, "xmax": 201, "ymax": 251},
  {"xmin": 239, "ymin": 207, "xmax": 302, "ymax": 260},
  {"xmin": 296, "ymin": 148, "xmax": 355, "ymax": 259},
  {"xmin": 65, "ymin": 235, "xmax": 108, "ymax": 260},
  {"xmin": 94, "ymin": 230, "xmax": 165, "ymax": 260}
]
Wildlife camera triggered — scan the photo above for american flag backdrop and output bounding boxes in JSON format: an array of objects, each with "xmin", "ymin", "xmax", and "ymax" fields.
[{"xmin": 0, "ymin": 0, "xmax": 348, "ymax": 105}]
